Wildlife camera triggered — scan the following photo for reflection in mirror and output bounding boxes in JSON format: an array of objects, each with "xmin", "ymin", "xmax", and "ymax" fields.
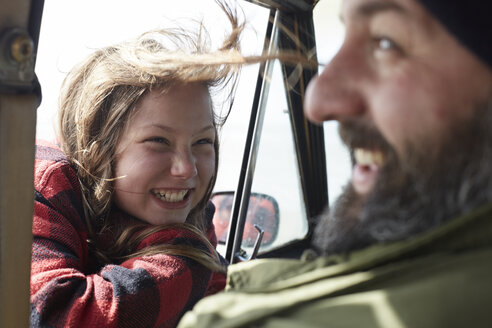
[{"xmin": 211, "ymin": 192, "xmax": 279, "ymax": 247}]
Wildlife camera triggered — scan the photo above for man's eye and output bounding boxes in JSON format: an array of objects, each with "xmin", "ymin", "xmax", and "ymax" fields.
[{"xmin": 374, "ymin": 36, "xmax": 401, "ymax": 52}]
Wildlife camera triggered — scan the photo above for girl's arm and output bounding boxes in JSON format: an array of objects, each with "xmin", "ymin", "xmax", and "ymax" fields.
[{"xmin": 31, "ymin": 143, "xmax": 213, "ymax": 328}]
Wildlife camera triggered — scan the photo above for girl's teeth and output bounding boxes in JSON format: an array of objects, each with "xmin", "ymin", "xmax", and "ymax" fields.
[{"xmin": 154, "ymin": 190, "xmax": 188, "ymax": 202}]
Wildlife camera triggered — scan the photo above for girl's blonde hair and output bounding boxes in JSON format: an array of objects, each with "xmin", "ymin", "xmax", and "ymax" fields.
[{"xmin": 57, "ymin": 0, "xmax": 245, "ymax": 271}]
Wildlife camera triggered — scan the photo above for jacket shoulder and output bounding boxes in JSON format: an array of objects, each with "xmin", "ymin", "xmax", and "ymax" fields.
[{"xmin": 34, "ymin": 140, "xmax": 77, "ymax": 191}]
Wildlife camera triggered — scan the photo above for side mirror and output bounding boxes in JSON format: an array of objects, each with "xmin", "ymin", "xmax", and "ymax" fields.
[{"xmin": 211, "ymin": 192, "xmax": 279, "ymax": 247}]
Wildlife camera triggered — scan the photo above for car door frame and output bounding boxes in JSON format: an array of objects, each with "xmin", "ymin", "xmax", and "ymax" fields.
[
  {"xmin": 0, "ymin": 0, "xmax": 43, "ymax": 326},
  {"xmin": 225, "ymin": 0, "xmax": 328, "ymax": 263}
]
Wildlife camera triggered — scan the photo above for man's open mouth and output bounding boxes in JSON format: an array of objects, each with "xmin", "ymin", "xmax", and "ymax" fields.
[
  {"xmin": 351, "ymin": 148, "xmax": 386, "ymax": 195},
  {"xmin": 353, "ymin": 148, "xmax": 385, "ymax": 166}
]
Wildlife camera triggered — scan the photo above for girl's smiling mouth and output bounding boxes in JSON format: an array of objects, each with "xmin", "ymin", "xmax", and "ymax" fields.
[{"xmin": 151, "ymin": 189, "xmax": 192, "ymax": 203}]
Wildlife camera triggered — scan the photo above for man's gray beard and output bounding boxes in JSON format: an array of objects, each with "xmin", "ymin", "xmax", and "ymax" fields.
[{"xmin": 312, "ymin": 99, "xmax": 492, "ymax": 256}]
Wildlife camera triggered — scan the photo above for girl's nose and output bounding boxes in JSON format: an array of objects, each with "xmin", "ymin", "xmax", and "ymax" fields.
[{"xmin": 170, "ymin": 149, "xmax": 197, "ymax": 179}]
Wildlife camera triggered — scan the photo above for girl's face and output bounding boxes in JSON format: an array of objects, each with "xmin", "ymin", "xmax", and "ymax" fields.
[{"xmin": 113, "ymin": 83, "xmax": 216, "ymax": 225}]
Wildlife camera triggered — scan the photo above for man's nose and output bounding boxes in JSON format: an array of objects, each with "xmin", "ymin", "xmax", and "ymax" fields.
[
  {"xmin": 304, "ymin": 44, "xmax": 365, "ymax": 123},
  {"xmin": 170, "ymin": 149, "xmax": 197, "ymax": 179}
]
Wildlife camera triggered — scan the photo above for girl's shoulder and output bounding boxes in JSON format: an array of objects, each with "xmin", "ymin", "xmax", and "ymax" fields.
[
  {"xmin": 34, "ymin": 139, "xmax": 84, "ymax": 225},
  {"xmin": 34, "ymin": 139, "xmax": 78, "ymax": 191},
  {"xmin": 35, "ymin": 139, "xmax": 65, "ymax": 161}
]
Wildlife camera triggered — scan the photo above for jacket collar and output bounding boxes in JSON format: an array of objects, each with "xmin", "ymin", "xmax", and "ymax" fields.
[{"xmin": 227, "ymin": 202, "xmax": 492, "ymax": 292}]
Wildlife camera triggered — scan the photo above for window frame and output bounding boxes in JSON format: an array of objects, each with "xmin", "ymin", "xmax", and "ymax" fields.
[{"xmin": 224, "ymin": 0, "xmax": 328, "ymax": 263}]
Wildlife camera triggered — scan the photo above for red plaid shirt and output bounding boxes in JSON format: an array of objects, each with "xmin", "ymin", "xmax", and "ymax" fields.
[{"xmin": 31, "ymin": 140, "xmax": 226, "ymax": 328}]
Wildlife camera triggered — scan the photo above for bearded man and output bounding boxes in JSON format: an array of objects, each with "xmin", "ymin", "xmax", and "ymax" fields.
[{"xmin": 178, "ymin": 0, "xmax": 492, "ymax": 327}]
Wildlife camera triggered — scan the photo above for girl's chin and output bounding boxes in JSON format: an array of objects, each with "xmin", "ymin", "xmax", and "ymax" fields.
[{"xmin": 143, "ymin": 214, "xmax": 188, "ymax": 226}]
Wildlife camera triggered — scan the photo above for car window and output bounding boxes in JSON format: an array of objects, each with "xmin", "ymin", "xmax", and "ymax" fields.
[
  {"xmin": 214, "ymin": 0, "xmax": 348, "ymax": 258},
  {"xmin": 214, "ymin": 59, "xmax": 309, "ymax": 257}
]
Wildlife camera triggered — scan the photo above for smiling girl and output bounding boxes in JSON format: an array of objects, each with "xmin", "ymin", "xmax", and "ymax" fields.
[{"xmin": 30, "ymin": 1, "xmax": 245, "ymax": 327}]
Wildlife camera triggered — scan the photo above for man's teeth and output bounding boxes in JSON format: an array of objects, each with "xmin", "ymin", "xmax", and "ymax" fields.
[
  {"xmin": 153, "ymin": 190, "xmax": 188, "ymax": 202},
  {"xmin": 354, "ymin": 148, "xmax": 385, "ymax": 166}
]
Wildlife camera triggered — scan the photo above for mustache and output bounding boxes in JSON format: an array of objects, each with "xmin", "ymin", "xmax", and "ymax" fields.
[{"xmin": 338, "ymin": 120, "xmax": 391, "ymax": 151}]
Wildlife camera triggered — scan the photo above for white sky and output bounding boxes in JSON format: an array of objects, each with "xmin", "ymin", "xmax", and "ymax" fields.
[{"xmin": 35, "ymin": 0, "xmax": 268, "ymax": 140}]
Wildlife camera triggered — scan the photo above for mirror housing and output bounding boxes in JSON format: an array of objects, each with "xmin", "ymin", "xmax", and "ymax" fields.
[{"xmin": 211, "ymin": 191, "xmax": 279, "ymax": 247}]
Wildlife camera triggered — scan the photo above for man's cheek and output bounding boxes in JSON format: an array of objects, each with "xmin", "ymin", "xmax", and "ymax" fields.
[{"xmin": 371, "ymin": 90, "xmax": 417, "ymax": 158}]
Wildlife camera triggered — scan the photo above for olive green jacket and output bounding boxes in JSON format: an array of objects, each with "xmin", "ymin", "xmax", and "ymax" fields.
[{"xmin": 178, "ymin": 203, "xmax": 492, "ymax": 328}]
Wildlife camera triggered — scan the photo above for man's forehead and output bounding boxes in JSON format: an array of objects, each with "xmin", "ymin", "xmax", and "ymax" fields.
[{"xmin": 340, "ymin": 0, "xmax": 419, "ymax": 21}]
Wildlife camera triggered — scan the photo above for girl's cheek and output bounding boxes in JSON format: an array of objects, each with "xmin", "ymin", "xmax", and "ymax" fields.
[{"xmin": 197, "ymin": 150, "xmax": 216, "ymax": 176}]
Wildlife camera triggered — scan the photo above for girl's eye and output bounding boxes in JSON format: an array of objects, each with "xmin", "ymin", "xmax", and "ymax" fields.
[
  {"xmin": 146, "ymin": 137, "xmax": 169, "ymax": 145},
  {"xmin": 195, "ymin": 138, "xmax": 214, "ymax": 145}
]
